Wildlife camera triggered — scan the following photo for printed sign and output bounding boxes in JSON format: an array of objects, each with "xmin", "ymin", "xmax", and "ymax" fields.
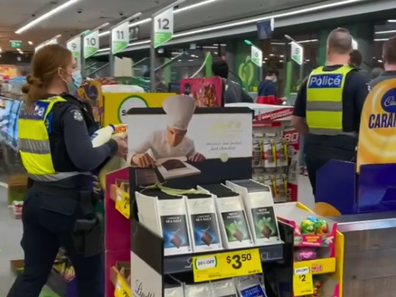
[
  {"xmin": 153, "ymin": 8, "xmax": 174, "ymax": 48},
  {"xmin": 67, "ymin": 37, "xmax": 81, "ymax": 60},
  {"xmin": 357, "ymin": 79, "xmax": 396, "ymax": 172},
  {"xmin": 293, "ymin": 266, "xmax": 313, "ymax": 296},
  {"xmin": 291, "ymin": 41, "xmax": 303, "ymax": 65},
  {"xmin": 103, "ymin": 93, "xmax": 174, "ymax": 125},
  {"xmin": 251, "ymin": 45, "xmax": 263, "ymax": 67},
  {"xmin": 84, "ymin": 30, "xmax": 99, "ymax": 58},
  {"xmin": 112, "ymin": 22, "xmax": 129, "ymax": 54},
  {"xmin": 193, "ymin": 249, "xmax": 262, "ymax": 282}
]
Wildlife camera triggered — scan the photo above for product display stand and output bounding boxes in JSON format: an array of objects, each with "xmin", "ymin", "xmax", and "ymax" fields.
[
  {"xmin": 226, "ymin": 103, "xmax": 299, "ymax": 202},
  {"xmin": 275, "ymin": 202, "xmax": 344, "ymax": 297}
]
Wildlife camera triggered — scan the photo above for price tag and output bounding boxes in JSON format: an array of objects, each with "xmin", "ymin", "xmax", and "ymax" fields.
[
  {"xmin": 114, "ymin": 274, "xmax": 131, "ymax": 297},
  {"xmin": 115, "ymin": 189, "xmax": 130, "ymax": 219},
  {"xmin": 192, "ymin": 248, "xmax": 262, "ymax": 282},
  {"xmin": 84, "ymin": 30, "xmax": 99, "ymax": 59},
  {"xmin": 111, "ymin": 22, "xmax": 129, "ymax": 54},
  {"xmin": 153, "ymin": 8, "xmax": 173, "ymax": 48},
  {"xmin": 293, "ymin": 267, "xmax": 313, "ymax": 296}
]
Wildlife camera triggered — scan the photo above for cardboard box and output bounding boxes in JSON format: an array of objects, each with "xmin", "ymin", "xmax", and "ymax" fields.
[{"xmin": 7, "ymin": 174, "xmax": 27, "ymax": 205}]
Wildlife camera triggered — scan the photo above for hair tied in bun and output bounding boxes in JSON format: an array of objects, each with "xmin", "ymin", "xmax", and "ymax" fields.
[{"xmin": 26, "ymin": 74, "xmax": 43, "ymax": 87}]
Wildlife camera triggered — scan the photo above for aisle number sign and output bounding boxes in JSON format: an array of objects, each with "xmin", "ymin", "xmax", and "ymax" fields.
[
  {"xmin": 112, "ymin": 22, "xmax": 129, "ymax": 54},
  {"xmin": 153, "ymin": 8, "xmax": 174, "ymax": 48},
  {"xmin": 293, "ymin": 266, "xmax": 313, "ymax": 296},
  {"xmin": 84, "ymin": 30, "xmax": 99, "ymax": 58},
  {"xmin": 291, "ymin": 41, "xmax": 303, "ymax": 65},
  {"xmin": 192, "ymin": 248, "xmax": 262, "ymax": 282},
  {"xmin": 115, "ymin": 188, "xmax": 130, "ymax": 219},
  {"xmin": 114, "ymin": 273, "xmax": 131, "ymax": 297},
  {"xmin": 251, "ymin": 45, "xmax": 263, "ymax": 67},
  {"xmin": 67, "ymin": 37, "xmax": 81, "ymax": 59}
]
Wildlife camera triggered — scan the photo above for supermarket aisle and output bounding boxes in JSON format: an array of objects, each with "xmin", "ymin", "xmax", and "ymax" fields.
[
  {"xmin": 0, "ymin": 175, "xmax": 314, "ymax": 295},
  {"xmin": 0, "ymin": 184, "xmax": 22, "ymax": 295}
]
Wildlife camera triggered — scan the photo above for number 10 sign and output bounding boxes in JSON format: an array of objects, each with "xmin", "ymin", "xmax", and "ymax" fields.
[
  {"xmin": 153, "ymin": 8, "xmax": 174, "ymax": 48},
  {"xmin": 112, "ymin": 22, "xmax": 129, "ymax": 54}
]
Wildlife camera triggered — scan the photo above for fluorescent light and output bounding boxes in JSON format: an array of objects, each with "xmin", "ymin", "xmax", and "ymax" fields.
[
  {"xmin": 378, "ymin": 59, "xmax": 383, "ymax": 63},
  {"xmin": 375, "ymin": 38, "xmax": 388, "ymax": 41},
  {"xmin": 28, "ymin": 41, "xmax": 33, "ymax": 45},
  {"xmin": 388, "ymin": 20, "xmax": 396, "ymax": 22},
  {"xmin": 99, "ymin": 0, "xmax": 221, "ymax": 38},
  {"xmin": 97, "ymin": 0, "xmax": 362, "ymax": 54},
  {"xmin": 16, "ymin": 0, "xmax": 82, "ymax": 34},
  {"xmin": 375, "ymin": 30, "xmax": 396, "ymax": 35}
]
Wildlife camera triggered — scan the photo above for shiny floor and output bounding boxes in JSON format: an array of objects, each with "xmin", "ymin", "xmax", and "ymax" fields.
[{"xmin": 0, "ymin": 175, "xmax": 314, "ymax": 295}]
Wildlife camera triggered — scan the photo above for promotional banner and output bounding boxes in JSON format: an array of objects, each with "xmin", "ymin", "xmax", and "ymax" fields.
[
  {"xmin": 251, "ymin": 45, "xmax": 263, "ymax": 67},
  {"xmin": 291, "ymin": 42, "xmax": 303, "ymax": 65},
  {"xmin": 180, "ymin": 77, "xmax": 223, "ymax": 107},
  {"xmin": 153, "ymin": 8, "xmax": 174, "ymax": 48},
  {"xmin": 357, "ymin": 79, "xmax": 396, "ymax": 172},
  {"xmin": 112, "ymin": 22, "xmax": 129, "ymax": 54},
  {"xmin": 77, "ymin": 80, "xmax": 103, "ymax": 124},
  {"xmin": 103, "ymin": 93, "xmax": 174, "ymax": 125},
  {"xmin": 84, "ymin": 30, "xmax": 99, "ymax": 58}
]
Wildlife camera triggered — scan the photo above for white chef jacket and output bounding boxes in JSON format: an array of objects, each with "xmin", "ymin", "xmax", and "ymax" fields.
[{"xmin": 130, "ymin": 130, "xmax": 196, "ymax": 159}]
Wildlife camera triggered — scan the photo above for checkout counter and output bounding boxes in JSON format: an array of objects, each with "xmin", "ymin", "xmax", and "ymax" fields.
[
  {"xmin": 313, "ymin": 80, "xmax": 396, "ymax": 297},
  {"xmin": 330, "ymin": 212, "xmax": 396, "ymax": 297}
]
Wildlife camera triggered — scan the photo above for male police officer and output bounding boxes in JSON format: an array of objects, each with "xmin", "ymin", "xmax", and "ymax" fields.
[
  {"xmin": 370, "ymin": 37, "xmax": 396, "ymax": 88},
  {"xmin": 292, "ymin": 28, "xmax": 369, "ymax": 195}
]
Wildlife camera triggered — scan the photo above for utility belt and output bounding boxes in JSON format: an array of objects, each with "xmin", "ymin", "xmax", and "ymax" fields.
[{"xmin": 32, "ymin": 183, "xmax": 102, "ymax": 257}]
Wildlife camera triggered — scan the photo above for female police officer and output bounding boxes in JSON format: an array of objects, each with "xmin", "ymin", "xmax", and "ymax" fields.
[{"xmin": 7, "ymin": 44, "xmax": 127, "ymax": 297}]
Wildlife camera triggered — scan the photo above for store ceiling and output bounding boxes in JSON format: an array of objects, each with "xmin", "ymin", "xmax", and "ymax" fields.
[{"xmin": 0, "ymin": 0, "xmax": 327, "ymax": 52}]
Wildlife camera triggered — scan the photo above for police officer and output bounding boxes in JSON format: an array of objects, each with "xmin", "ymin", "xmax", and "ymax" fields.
[
  {"xmin": 292, "ymin": 28, "xmax": 369, "ymax": 195},
  {"xmin": 7, "ymin": 44, "xmax": 127, "ymax": 297},
  {"xmin": 369, "ymin": 37, "xmax": 396, "ymax": 88}
]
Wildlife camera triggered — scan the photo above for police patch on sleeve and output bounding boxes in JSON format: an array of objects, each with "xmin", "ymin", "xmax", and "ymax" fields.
[{"xmin": 71, "ymin": 110, "xmax": 84, "ymax": 122}]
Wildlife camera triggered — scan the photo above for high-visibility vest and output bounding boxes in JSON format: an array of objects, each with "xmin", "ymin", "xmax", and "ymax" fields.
[
  {"xmin": 18, "ymin": 96, "xmax": 82, "ymax": 182},
  {"xmin": 306, "ymin": 65, "xmax": 354, "ymax": 136}
]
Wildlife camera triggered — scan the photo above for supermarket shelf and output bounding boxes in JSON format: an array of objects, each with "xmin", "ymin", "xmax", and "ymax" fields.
[
  {"xmin": 294, "ymin": 257, "xmax": 336, "ymax": 275},
  {"xmin": 163, "ymin": 243, "xmax": 284, "ymax": 274}
]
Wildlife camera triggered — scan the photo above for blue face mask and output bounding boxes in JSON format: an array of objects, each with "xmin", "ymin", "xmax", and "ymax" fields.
[{"xmin": 67, "ymin": 70, "xmax": 82, "ymax": 95}]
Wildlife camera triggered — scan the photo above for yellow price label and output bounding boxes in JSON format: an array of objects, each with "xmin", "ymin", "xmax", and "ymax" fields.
[
  {"xmin": 114, "ymin": 274, "xmax": 131, "ymax": 297},
  {"xmin": 192, "ymin": 248, "xmax": 262, "ymax": 282},
  {"xmin": 293, "ymin": 267, "xmax": 313, "ymax": 296},
  {"xmin": 115, "ymin": 188, "xmax": 130, "ymax": 219}
]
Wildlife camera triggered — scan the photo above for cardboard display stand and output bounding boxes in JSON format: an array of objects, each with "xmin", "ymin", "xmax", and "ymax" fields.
[{"xmin": 314, "ymin": 78, "xmax": 396, "ymax": 215}]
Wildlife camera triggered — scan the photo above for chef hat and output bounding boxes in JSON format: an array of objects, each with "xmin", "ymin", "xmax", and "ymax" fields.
[{"xmin": 162, "ymin": 95, "xmax": 196, "ymax": 130}]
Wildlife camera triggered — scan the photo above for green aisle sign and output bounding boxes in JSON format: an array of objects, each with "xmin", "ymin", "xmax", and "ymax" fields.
[
  {"xmin": 84, "ymin": 30, "xmax": 99, "ymax": 58},
  {"xmin": 112, "ymin": 22, "xmax": 129, "ymax": 54},
  {"xmin": 291, "ymin": 41, "xmax": 303, "ymax": 65},
  {"xmin": 66, "ymin": 36, "xmax": 81, "ymax": 59},
  {"xmin": 153, "ymin": 8, "xmax": 174, "ymax": 48}
]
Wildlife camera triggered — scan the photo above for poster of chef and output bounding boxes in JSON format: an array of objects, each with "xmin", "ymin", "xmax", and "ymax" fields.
[{"xmin": 125, "ymin": 94, "xmax": 253, "ymax": 189}]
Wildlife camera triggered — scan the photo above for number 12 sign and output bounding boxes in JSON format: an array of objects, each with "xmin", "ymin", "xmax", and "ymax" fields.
[
  {"xmin": 112, "ymin": 22, "xmax": 129, "ymax": 55},
  {"xmin": 153, "ymin": 8, "xmax": 174, "ymax": 48},
  {"xmin": 84, "ymin": 30, "xmax": 99, "ymax": 59}
]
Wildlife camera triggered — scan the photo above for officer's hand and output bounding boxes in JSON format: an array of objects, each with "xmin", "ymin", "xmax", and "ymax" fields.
[
  {"xmin": 132, "ymin": 153, "xmax": 155, "ymax": 168},
  {"xmin": 114, "ymin": 136, "xmax": 128, "ymax": 156}
]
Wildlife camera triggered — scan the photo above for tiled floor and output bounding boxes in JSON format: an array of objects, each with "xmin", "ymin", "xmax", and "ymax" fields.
[{"xmin": 0, "ymin": 175, "xmax": 314, "ymax": 295}]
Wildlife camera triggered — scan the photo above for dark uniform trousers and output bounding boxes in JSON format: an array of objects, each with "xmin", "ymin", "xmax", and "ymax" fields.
[
  {"xmin": 304, "ymin": 134, "xmax": 357, "ymax": 195},
  {"xmin": 7, "ymin": 188, "xmax": 104, "ymax": 297}
]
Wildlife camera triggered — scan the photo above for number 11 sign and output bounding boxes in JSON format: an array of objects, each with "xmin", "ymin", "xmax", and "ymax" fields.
[
  {"xmin": 112, "ymin": 21, "xmax": 129, "ymax": 54},
  {"xmin": 153, "ymin": 8, "xmax": 174, "ymax": 48}
]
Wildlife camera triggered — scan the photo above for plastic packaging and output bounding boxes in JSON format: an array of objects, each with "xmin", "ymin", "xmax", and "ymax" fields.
[
  {"xmin": 91, "ymin": 125, "xmax": 115, "ymax": 147},
  {"xmin": 294, "ymin": 248, "xmax": 318, "ymax": 261}
]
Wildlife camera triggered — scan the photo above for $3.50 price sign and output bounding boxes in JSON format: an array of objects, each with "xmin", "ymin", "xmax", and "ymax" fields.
[
  {"xmin": 192, "ymin": 248, "xmax": 262, "ymax": 282},
  {"xmin": 115, "ymin": 188, "xmax": 130, "ymax": 219},
  {"xmin": 293, "ymin": 266, "xmax": 313, "ymax": 296}
]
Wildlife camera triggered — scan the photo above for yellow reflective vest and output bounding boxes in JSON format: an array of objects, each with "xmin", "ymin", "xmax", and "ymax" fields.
[
  {"xmin": 306, "ymin": 65, "xmax": 354, "ymax": 135},
  {"xmin": 18, "ymin": 96, "xmax": 80, "ymax": 182}
]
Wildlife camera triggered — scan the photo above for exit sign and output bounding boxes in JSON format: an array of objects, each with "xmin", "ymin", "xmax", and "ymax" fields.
[{"xmin": 10, "ymin": 40, "xmax": 22, "ymax": 48}]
